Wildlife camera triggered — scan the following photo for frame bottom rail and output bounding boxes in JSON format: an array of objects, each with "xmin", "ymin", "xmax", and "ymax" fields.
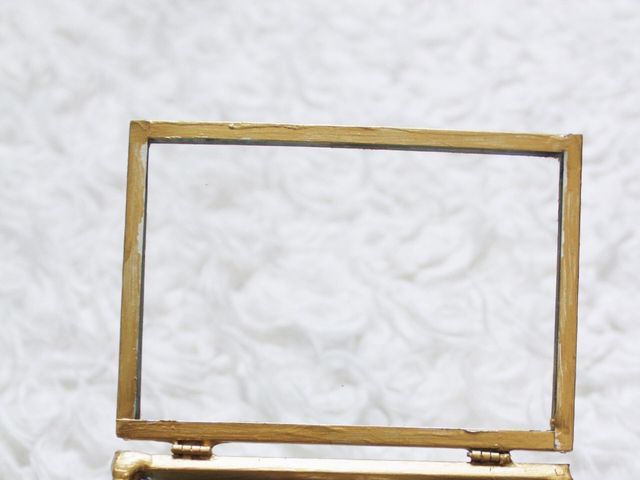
[{"xmin": 112, "ymin": 451, "xmax": 572, "ymax": 480}]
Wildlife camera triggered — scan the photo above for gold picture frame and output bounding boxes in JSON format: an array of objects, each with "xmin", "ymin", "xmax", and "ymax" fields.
[{"xmin": 116, "ymin": 121, "xmax": 582, "ymax": 454}]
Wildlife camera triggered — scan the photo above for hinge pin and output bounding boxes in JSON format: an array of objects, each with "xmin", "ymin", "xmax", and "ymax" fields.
[
  {"xmin": 171, "ymin": 442, "xmax": 213, "ymax": 460},
  {"xmin": 467, "ymin": 450, "xmax": 512, "ymax": 466}
]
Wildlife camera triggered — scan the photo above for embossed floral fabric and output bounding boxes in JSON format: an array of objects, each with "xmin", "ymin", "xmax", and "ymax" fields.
[{"xmin": 1, "ymin": 1, "xmax": 639, "ymax": 478}]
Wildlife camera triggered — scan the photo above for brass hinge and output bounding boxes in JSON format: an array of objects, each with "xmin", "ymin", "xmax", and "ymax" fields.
[
  {"xmin": 171, "ymin": 441, "xmax": 213, "ymax": 460},
  {"xmin": 467, "ymin": 450, "xmax": 512, "ymax": 466}
]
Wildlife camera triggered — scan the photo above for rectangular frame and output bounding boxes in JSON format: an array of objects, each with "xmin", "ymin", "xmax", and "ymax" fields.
[{"xmin": 117, "ymin": 121, "xmax": 581, "ymax": 452}]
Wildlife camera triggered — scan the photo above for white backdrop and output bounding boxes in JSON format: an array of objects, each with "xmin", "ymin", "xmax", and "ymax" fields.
[
  {"xmin": 1, "ymin": 1, "xmax": 639, "ymax": 478},
  {"xmin": 141, "ymin": 144, "xmax": 560, "ymax": 432}
]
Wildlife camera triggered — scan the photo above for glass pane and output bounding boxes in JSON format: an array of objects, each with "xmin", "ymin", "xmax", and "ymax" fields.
[{"xmin": 141, "ymin": 143, "xmax": 559, "ymax": 432}]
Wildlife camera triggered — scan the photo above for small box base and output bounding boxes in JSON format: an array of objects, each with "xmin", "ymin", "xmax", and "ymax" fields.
[{"xmin": 112, "ymin": 451, "xmax": 572, "ymax": 480}]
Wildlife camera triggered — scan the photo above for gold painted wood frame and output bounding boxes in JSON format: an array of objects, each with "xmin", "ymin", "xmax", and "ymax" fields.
[
  {"xmin": 112, "ymin": 452, "xmax": 572, "ymax": 480},
  {"xmin": 116, "ymin": 121, "xmax": 582, "ymax": 453}
]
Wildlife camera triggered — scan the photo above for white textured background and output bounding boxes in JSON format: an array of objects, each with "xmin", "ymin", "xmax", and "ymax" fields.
[
  {"xmin": 1, "ymin": 1, "xmax": 639, "ymax": 478},
  {"xmin": 142, "ymin": 143, "xmax": 560, "ymax": 431}
]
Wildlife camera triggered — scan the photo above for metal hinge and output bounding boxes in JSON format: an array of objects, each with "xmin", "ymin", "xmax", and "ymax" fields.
[
  {"xmin": 467, "ymin": 450, "xmax": 512, "ymax": 466},
  {"xmin": 171, "ymin": 441, "xmax": 213, "ymax": 460}
]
